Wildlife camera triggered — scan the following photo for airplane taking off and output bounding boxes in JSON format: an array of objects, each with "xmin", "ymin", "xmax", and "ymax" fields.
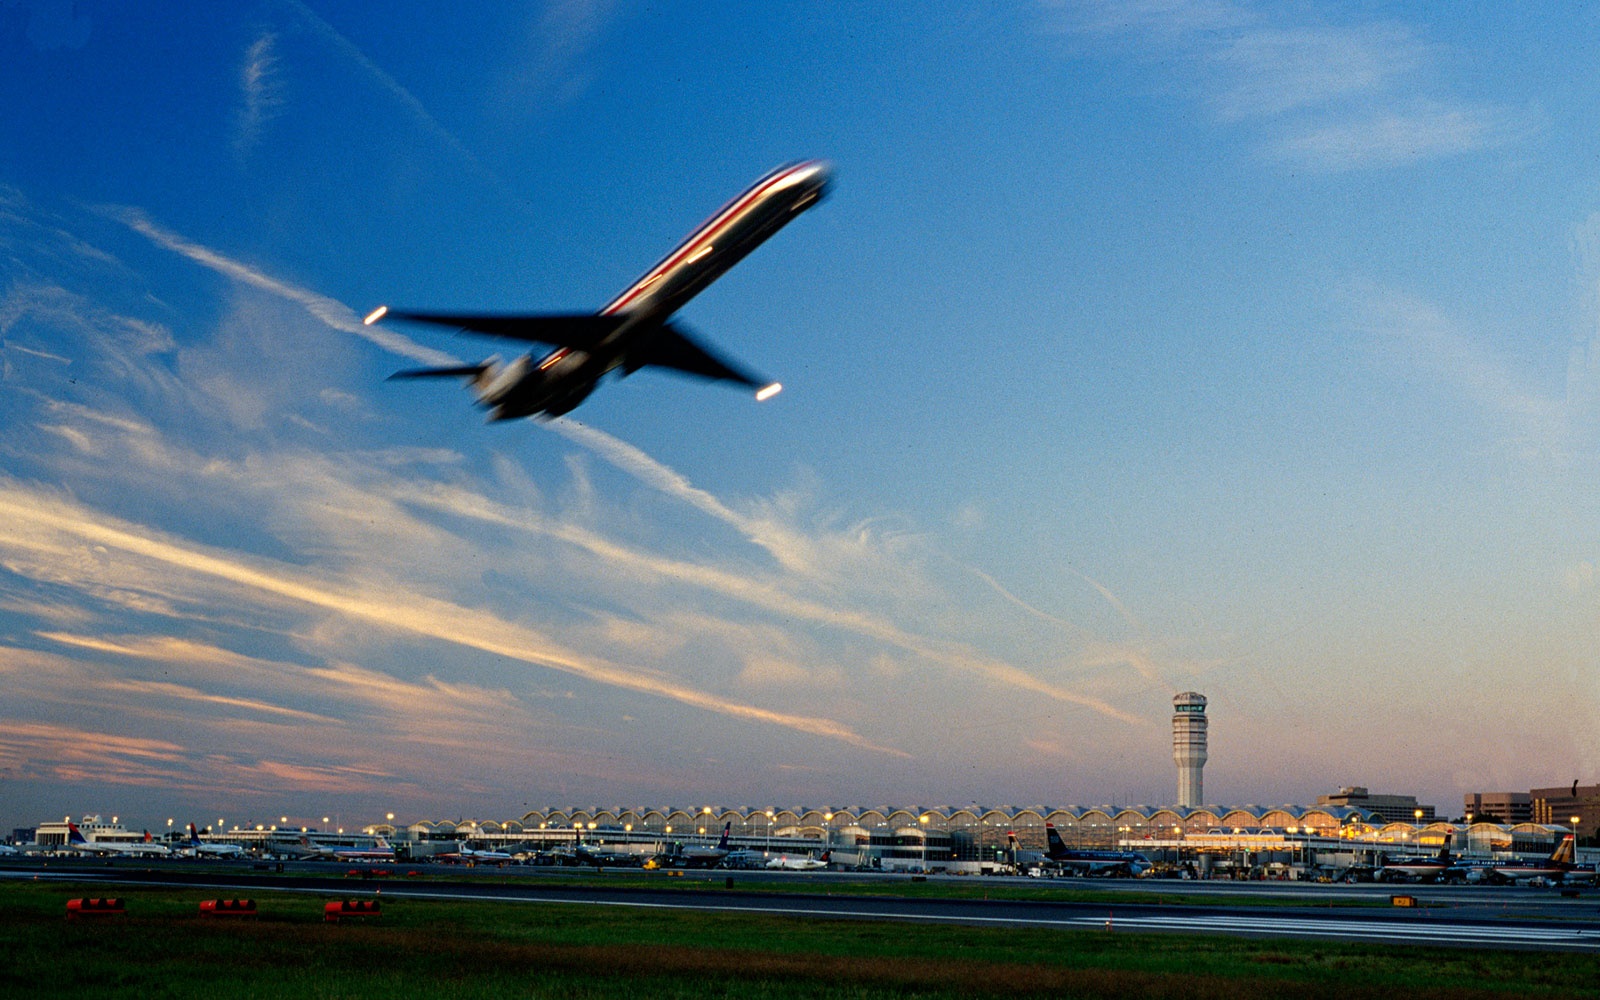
[{"xmin": 366, "ymin": 160, "xmax": 833, "ymax": 419}]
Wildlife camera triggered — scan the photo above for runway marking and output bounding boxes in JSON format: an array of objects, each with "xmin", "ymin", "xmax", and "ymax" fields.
[
  {"xmin": 1091, "ymin": 914, "xmax": 1596, "ymax": 948},
  {"xmin": 357, "ymin": 889, "xmax": 1600, "ymax": 949}
]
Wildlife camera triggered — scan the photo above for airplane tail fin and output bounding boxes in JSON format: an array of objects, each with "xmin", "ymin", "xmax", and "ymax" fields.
[
  {"xmin": 1045, "ymin": 823, "xmax": 1068, "ymax": 857},
  {"xmin": 67, "ymin": 822, "xmax": 87, "ymax": 845},
  {"xmin": 1437, "ymin": 831, "xmax": 1453, "ymax": 862},
  {"xmin": 1552, "ymin": 834, "xmax": 1576, "ymax": 866},
  {"xmin": 718, "ymin": 823, "xmax": 730, "ymax": 851}
]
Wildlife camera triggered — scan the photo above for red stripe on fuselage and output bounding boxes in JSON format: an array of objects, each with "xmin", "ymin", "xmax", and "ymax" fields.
[{"xmin": 600, "ymin": 162, "xmax": 822, "ymax": 317}]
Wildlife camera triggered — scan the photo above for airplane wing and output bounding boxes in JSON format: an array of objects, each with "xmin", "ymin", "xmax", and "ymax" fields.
[
  {"xmin": 376, "ymin": 310, "xmax": 629, "ymax": 351},
  {"xmin": 634, "ymin": 321, "xmax": 767, "ymax": 388},
  {"xmin": 387, "ymin": 363, "xmax": 489, "ymax": 380}
]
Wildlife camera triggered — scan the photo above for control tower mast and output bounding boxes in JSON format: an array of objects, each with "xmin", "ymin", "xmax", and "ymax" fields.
[{"xmin": 1173, "ymin": 692, "xmax": 1208, "ymax": 808}]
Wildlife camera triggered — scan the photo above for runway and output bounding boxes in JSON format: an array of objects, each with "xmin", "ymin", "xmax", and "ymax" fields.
[{"xmin": 7, "ymin": 859, "xmax": 1599, "ymax": 952}]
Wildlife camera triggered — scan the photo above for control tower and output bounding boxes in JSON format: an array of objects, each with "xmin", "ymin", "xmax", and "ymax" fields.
[{"xmin": 1172, "ymin": 692, "xmax": 1208, "ymax": 808}]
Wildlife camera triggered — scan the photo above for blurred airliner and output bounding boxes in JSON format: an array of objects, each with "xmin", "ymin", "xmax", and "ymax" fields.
[{"xmin": 365, "ymin": 160, "xmax": 832, "ymax": 419}]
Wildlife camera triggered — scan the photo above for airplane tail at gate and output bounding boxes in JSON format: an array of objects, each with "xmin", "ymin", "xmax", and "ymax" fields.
[{"xmin": 1551, "ymin": 834, "xmax": 1576, "ymax": 866}]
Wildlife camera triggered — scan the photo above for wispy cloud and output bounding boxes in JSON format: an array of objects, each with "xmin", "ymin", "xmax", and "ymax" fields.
[
  {"xmin": 233, "ymin": 31, "xmax": 285, "ymax": 163},
  {"xmin": 548, "ymin": 421, "xmax": 1151, "ymax": 726},
  {"xmin": 1344, "ymin": 280, "xmax": 1567, "ymax": 458},
  {"xmin": 0, "ymin": 476, "xmax": 900, "ymax": 754},
  {"xmin": 501, "ymin": 0, "xmax": 621, "ymax": 110},
  {"xmin": 103, "ymin": 206, "xmax": 457, "ymax": 366},
  {"xmin": 1042, "ymin": 0, "xmax": 1526, "ymax": 170}
]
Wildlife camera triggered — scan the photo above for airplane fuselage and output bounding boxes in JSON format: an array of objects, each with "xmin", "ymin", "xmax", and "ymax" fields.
[{"xmin": 1378, "ymin": 859, "xmax": 1451, "ymax": 882}]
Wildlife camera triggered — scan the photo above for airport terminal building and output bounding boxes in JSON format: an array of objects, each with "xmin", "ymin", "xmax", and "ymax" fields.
[
  {"xmin": 372, "ymin": 803, "xmax": 1575, "ymax": 874},
  {"xmin": 18, "ymin": 804, "xmax": 1581, "ymax": 876}
]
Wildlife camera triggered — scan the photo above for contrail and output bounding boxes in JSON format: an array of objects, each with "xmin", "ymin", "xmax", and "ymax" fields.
[
  {"xmin": 279, "ymin": 0, "xmax": 485, "ymax": 176},
  {"xmin": 962, "ymin": 563, "xmax": 1087, "ymax": 635}
]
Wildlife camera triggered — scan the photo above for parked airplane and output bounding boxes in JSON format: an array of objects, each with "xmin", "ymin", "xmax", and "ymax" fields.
[
  {"xmin": 0, "ymin": 843, "xmax": 18, "ymax": 856},
  {"xmin": 1456, "ymin": 835, "xmax": 1596, "ymax": 885},
  {"xmin": 366, "ymin": 160, "xmax": 832, "ymax": 419},
  {"xmin": 437, "ymin": 843, "xmax": 514, "ymax": 864},
  {"xmin": 66, "ymin": 823, "xmax": 170, "ymax": 857},
  {"xmin": 1377, "ymin": 833, "xmax": 1455, "ymax": 883},
  {"xmin": 661, "ymin": 824, "xmax": 732, "ymax": 868},
  {"xmin": 574, "ymin": 830, "xmax": 643, "ymax": 868},
  {"xmin": 1042, "ymin": 824, "xmax": 1150, "ymax": 876},
  {"xmin": 765, "ymin": 850, "xmax": 830, "ymax": 871},
  {"xmin": 720, "ymin": 847, "xmax": 771, "ymax": 869},
  {"xmin": 183, "ymin": 823, "xmax": 246, "ymax": 858},
  {"xmin": 290, "ymin": 835, "xmax": 394, "ymax": 862},
  {"xmin": 330, "ymin": 837, "xmax": 394, "ymax": 862}
]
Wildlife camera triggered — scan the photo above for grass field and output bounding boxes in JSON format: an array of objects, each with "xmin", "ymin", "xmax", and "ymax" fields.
[{"xmin": 3, "ymin": 880, "xmax": 1597, "ymax": 998}]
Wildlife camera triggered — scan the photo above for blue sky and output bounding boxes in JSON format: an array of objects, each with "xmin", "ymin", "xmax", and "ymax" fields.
[{"xmin": 2, "ymin": 1, "xmax": 1597, "ymax": 832}]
